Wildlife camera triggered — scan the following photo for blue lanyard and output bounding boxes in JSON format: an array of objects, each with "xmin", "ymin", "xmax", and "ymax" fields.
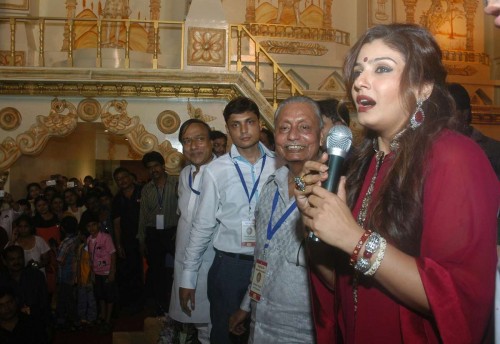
[
  {"xmin": 233, "ymin": 154, "xmax": 267, "ymax": 205},
  {"xmin": 265, "ymin": 188, "xmax": 297, "ymax": 250},
  {"xmin": 189, "ymin": 172, "xmax": 200, "ymax": 195}
]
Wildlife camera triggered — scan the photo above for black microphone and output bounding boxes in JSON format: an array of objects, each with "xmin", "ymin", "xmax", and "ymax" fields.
[{"xmin": 308, "ymin": 125, "xmax": 353, "ymax": 242}]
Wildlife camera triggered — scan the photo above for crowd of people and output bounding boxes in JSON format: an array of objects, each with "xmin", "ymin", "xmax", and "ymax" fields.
[
  {"xmin": 0, "ymin": 172, "xmax": 143, "ymax": 341},
  {"xmin": 1, "ymin": 19, "xmax": 500, "ymax": 344}
]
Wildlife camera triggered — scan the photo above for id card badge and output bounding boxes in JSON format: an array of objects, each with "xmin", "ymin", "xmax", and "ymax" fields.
[
  {"xmin": 249, "ymin": 259, "xmax": 267, "ymax": 302},
  {"xmin": 156, "ymin": 214, "xmax": 164, "ymax": 230},
  {"xmin": 241, "ymin": 219, "xmax": 256, "ymax": 247}
]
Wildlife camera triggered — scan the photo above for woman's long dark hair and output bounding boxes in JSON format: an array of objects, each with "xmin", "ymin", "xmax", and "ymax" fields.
[{"xmin": 344, "ymin": 24, "xmax": 458, "ymax": 256}]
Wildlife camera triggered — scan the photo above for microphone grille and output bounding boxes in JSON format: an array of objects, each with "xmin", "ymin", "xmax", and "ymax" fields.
[{"xmin": 326, "ymin": 125, "xmax": 353, "ymax": 153}]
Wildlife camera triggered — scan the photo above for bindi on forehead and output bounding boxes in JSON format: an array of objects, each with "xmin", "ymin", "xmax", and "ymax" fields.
[{"xmin": 363, "ymin": 57, "xmax": 368, "ymax": 62}]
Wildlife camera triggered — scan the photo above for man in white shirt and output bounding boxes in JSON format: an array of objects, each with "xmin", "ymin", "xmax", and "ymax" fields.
[
  {"xmin": 169, "ymin": 119, "xmax": 215, "ymax": 344},
  {"xmin": 180, "ymin": 97, "xmax": 277, "ymax": 344}
]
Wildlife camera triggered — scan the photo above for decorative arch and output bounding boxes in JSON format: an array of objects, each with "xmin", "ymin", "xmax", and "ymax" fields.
[{"xmin": 0, "ymin": 98, "xmax": 184, "ymax": 174}]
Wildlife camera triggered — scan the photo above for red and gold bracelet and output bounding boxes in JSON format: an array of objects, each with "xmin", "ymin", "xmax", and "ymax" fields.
[{"xmin": 349, "ymin": 230, "xmax": 372, "ymax": 266}]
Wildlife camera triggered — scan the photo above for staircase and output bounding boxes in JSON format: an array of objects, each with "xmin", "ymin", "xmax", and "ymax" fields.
[{"xmin": 0, "ymin": 16, "xmax": 302, "ymax": 173}]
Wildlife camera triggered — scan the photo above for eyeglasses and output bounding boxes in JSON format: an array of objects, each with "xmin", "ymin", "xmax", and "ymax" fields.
[{"xmin": 181, "ymin": 136, "xmax": 208, "ymax": 146}]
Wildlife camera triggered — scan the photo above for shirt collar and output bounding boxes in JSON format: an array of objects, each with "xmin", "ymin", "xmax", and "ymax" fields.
[
  {"xmin": 188, "ymin": 153, "xmax": 217, "ymax": 173},
  {"xmin": 229, "ymin": 142, "xmax": 275, "ymax": 164}
]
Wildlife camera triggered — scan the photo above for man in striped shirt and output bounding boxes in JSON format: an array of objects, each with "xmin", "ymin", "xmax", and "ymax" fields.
[{"xmin": 138, "ymin": 151, "xmax": 179, "ymax": 314}]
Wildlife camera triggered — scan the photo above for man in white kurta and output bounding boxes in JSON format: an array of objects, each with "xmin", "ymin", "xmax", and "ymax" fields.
[{"xmin": 168, "ymin": 119, "xmax": 215, "ymax": 344}]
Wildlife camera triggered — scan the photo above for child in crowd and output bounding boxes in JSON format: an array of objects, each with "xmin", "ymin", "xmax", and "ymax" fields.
[
  {"xmin": 55, "ymin": 215, "xmax": 79, "ymax": 330},
  {"xmin": 75, "ymin": 227, "xmax": 97, "ymax": 328},
  {"xmin": 86, "ymin": 214, "xmax": 117, "ymax": 333},
  {"xmin": 16, "ymin": 199, "xmax": 32, "ymax": 217}
]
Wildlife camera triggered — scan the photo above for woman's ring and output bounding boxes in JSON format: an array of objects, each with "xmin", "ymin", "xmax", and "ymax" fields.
[{"xmin": 294, "ymin": 176, "xmax": 306, "ymax": 192}]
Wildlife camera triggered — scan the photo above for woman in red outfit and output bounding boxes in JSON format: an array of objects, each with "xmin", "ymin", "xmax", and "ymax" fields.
[{"xmin": 295, "ymin": 24, "xmax": 499, "ymax": 343}]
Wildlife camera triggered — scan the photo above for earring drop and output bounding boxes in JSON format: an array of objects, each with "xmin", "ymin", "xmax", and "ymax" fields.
[{"xmin": 410, "ymin": 99, "xmax": 425, "ymax": 129}]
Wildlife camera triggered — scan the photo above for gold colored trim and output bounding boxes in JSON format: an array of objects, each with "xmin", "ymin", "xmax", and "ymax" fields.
[{"xmin": 0, "ymin": 74, "xmax": 240, "ymax": 100}]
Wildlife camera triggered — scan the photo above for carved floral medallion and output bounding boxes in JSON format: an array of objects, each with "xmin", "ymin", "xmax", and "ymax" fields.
[{"xmin": 187, "ymin": 27, "xmax": 226, "ymax": 67}]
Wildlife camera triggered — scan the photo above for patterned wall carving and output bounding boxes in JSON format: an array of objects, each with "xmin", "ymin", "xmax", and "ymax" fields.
[
  {"xmin": 157, "ymin": 110, "xmax": 181, "ymax": 134},
  {"xmin": 187, "ymin": 27, "xmax": 226, "ymax": 67},
  {"xmin": 260, "ymin": 40, "xmax": 327, "ymax": 55},
  {"xmin": 0, "ymin": 98, "xmax": 183, "ymax": 174},
  {"xmin": 246, "ymin": 0, "xmax": 333, "ymax": 28},
  {"xmin": 368, "ymin": 0, "xmax": 396, "ymax": 26},
  {"xmin": 445, "ymin": 64, "xmax": 478, "ymax": 76},
  {"xmin": 0, "ymin": 107, "xmax": 22, "ymax": 131},
  {"xmin": 187, "ymin": 100, "xmax": 217, "ymax": 122},
  {"xmin": 62, "ymin": 0, "xmax": 157, "ymax": 51},
  {"xmin": 243, "ymin": 0, "xmax": 349, "ymax": 44},
  {"xmin": 16, "ymin": 98, "xmax": 78, "ymax": 156},
  {"xmin": 77, "ymin": 98, "xmax": 102, "ymax": 122}
]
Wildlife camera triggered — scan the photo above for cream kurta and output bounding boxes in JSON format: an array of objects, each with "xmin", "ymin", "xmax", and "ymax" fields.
[{"xmin": 168, "ymin": 163, "xmax": 215, "ymax": 323}]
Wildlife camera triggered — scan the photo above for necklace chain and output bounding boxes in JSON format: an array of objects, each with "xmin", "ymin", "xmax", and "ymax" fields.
[
  {"xmin": 353, "ymin": 128, "xmax": 405, "ymax": 316},
  {"xmin": 353, "ymin": 150, "xmax": 385, "ymax": 315}
]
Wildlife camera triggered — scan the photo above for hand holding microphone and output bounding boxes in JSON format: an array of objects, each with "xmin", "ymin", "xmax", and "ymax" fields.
[{"xmin": 308, "ymin": 125, "xmax": 353, "ymax": 242}]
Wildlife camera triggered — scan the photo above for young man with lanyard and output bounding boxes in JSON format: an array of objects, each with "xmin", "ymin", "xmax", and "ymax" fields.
[
  {"xmin": 169, "ymin": 119, "xmax": 216, "ymax": 344},
  {"xmin": 180, "ymin": 97, "xmax": 277, "ymax": 343},
  {"xmin": 137, "ymin": 151, "xmax": 179, "ymax": 314}
]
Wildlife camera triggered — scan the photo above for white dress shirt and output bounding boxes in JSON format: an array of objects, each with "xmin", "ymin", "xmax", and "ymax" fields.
[
  {"xmin": 181, "ymin": 143, "xmax": 277, "ymax": 289},
  {"xmin": 170, "ymin": 160, "xmax": 215, "ymax": 323}
]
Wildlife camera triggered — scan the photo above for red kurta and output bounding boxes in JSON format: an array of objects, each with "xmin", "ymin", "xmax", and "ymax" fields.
[{"xmin": 312, "ymin": 130, "xmax": 499, "ymax": 343}]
